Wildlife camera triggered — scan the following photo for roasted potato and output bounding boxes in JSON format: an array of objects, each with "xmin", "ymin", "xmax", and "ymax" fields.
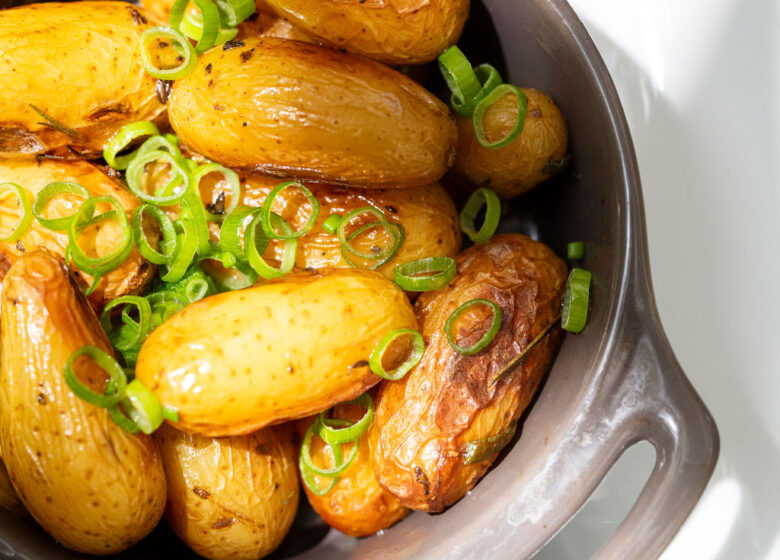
[
  {"xmin": 372, "ymin": 234, "xmax": 567, "ymax": 511},
  {"xmin": 136, "ymin": 268, "xmax": 417, "ymax": 436},
  {"xmin": 0, "ymin": 158, "xmax": 155, "ymax": 308},
  {"xmin": 301, "ymin": 394, "xmax": 409, "ymax": 537},
  {"xmin": 0, "ymin": 2, "xmax": 165, "ymax": 158},
  {"xmin": 168, "ymin": 37, "xmax": 457, "ymax": 188},
  {"xmin": 454, "ymin": 88, "xmax": 568, "ymax": 199},
  {"xmin": 264, "ymin": 0, "xmax": 469, "ymax": 64},
  {"xmin": 0, "ymin": 460, "xmax": 25, "ymax": 516},
  {"xmin": 156, "ymin": 423, "xmax": 299, "ymax": 560},
  {"xmin": 0, "ymin": 251, "xmax": 166, "ymax": 553}
]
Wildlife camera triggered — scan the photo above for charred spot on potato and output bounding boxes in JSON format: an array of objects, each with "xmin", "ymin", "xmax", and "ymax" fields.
[
  {"xmin": 191, "ymin": 486, "xmax": 210, "ymax": 499},
  {"xmin": 529, "ymin": 108, "xmax": 542, "ymax": 118},
  {"xmin": 384, "ymin": 205, "xmax": 398, "ymax": 214},
  {"xmin": 37, "ymin": 393, "xmax": 46, "ymax": 405},
  {"xmin": 223, "ymin": 39, "xmax": 244, "ymax": 51},
  {"xmin": 155, "ymin": 80, "xmax": 172, "ymax": 105},
  {"xmin": 211, "ymin": 517, "xmax": 235, "ymax": 529},
  {"xmin": 349, "ymin": 360, "xmax": 369, "ymax": 369},
  {"xmin": 128, "ymin": 7, "xmax": 147, "ymax": 25},
  {"xmin": 205, "ymin": 192, "xmax": 226, "ymax": 216},
  {"xmin": 15, "ymin": 241, "xmax": 25, "ymax": 253},
  {"xmin": 255, "ymin": 444, "xmax": 270, "ymax": 455},
  {"xmin": 240, "ymin": 50, "xmax": 254, "ymax": 63},
  {"xmin": 87, "ymin": 104, "xmax": 128, "ymax": 122},
  {"xmin": 414, "ymin": 466, "xmax": 430, "ymax": 496},
  {"xmin": 204, "ymin": 63, "xmax": 212, "ymax": 75}
]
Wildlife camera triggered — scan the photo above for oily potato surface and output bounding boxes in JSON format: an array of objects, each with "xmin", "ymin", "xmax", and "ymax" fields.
[
  {"xmin": 0, "ymin": 251, "xmax": 166, "ymax": 553},
  {"xmin": 454, "ymin": 88, "xmax": 568, "ymax": 199},
  {"xmin": 168, "ymin": 37, "xmax": 456, "ymax": 188},
  {"xmin": 0, "ymin": 2, "xmax": 165, "ymax": 158},
  {"xmin": 0, "ymin": 158, "xmax": 155, "ymax": 309},
  {"xmin": 156, "ymin": 423, "xmax": 299, "ymax": 560},
  {"xmin": 136, "ymin": 268, "xmax": 417, "ymax": 436},
  {"xmin": 372, "ymin": 234, "xmax": 567, "ymax": 511},
  {"xmin": 264, "ymin": 0, "xmax": 469, "ymax": 64}
]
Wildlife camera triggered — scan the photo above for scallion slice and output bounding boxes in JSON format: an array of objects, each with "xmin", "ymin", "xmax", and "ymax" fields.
[
  {"xmin": 459, "ymin": 187, "xmax": 501, "ymax": 244},
  {"xmin": 0, "ymin": 183, "xmax": 33, "ymax": 242},
  {"xmin": 321, "ymin": 214, "xmax": 342, "ymax": 234},
  {"xmin": 103, "ymin": 121, "xmax": 160, "ymax": 170},
  {"xmin": 126, "ymin": 149, "xmax": 190, "ymax": 205},
  {"xmin": 260, "ymin": 181, "xmax": 319, "ymax": 240},
  {"xmin": 340, "ymin": 222, "xmax": 404, "ymax": 271},
  {"xmin": 245, "ymin": 212, "xmax": 297, "ymax": 279},
  {"xmin": 369, "ymin": 328, "xmax": 424, "ymax": 381},
  {"xmin": 318, "ymin": 393, "xmax": 374, "ymax": 446},
  {"xmin": 64, "ymin": 345, "xmax": 127, "ymax": 408},
  {"xmin": 68, "ymin": 196, "xmax": 133, "ymax": 277},
  {"xmin": 337, "ymin": 207, "xmax": 395, "ymax": 260},
  {"xmin": 100, "ymin": 296, "xmax": 152, "ymax": 352},
  {"xmin": 567, "ymin": 242, "xmax": 585, "ymax": 260},
  {"xmin": 299, "ymin": 456, "xmax": 338, "ymax": 496},
  {"xmin": 136, "ymin": 132, "xmax": 183, "ymax": 161},
  {"xmin": 438, "ymin": 46, "xmax": 482, "ymax": 107},
  {"xmin": 451, "ymin": 64, "xmax": 503, "ymax": 118},
  {"xmin": 219, "ymin": 206, "xmax": 259, "ymax": 260},
  {"xmin": 162, "ymin": 406, "xmax": 180, "ymax": 422},
  {"xmin": 444, "ymin": 299, "xmax": 502, "ymax": 355},
  {"xmin": 473, "ymin": 84, "xmax": 528, "ymax": 149},
  {"xmin": 393, "ymin": 256, "xmax": 456, "ymax": 292},
  {"xmin": 181, "ymin": 191, "xmax": 211, "ymax": 255},
  {"xmin": 189, "ymin": 163, "xmax": 241, "ymax": 222},
  {"xmin": 300, "ymin": 418, "xmax": 359, "ymax": 479},
  {"xmin": 180, "ymin": 11, "xmax": 237, "ymax": 48},
  {"xmin": 120, "ymin": 379, "xmax": 164, "ymax": 435},
  {"xmin": 139, "ymin": 26, "xmax": 197, "ymax": 80},
  {"xmin": 132, "ymin": 204, "xmax": 177, "ymax": 265},
  {"xmin": 160, "ymin": 218, "xmax": 199, "ymax": 283},
  {"xmin": 147, "ymin": 290, "xmax": 187, "ymax": 327},
  {"xmin": 32, "ymin": 181, "xmax": 90, "ymax": 231},
  {"xmin": 561, "ymin": 267, "xmax": 591, "ymax": 333},
  {"xmin": 215, "ymin": 0, "xmax": 254, "ymax": 26}
]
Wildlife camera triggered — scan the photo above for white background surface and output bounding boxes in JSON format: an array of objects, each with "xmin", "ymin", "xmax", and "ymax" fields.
[{"xmin": 534, "ymin": 1, "xmax": 780, "ymax": 558}]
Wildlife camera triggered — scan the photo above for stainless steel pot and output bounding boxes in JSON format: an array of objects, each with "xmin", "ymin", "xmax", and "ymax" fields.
[{"xmin": 0, "ymin": 0, "xmax": 719, "ymax": 558}]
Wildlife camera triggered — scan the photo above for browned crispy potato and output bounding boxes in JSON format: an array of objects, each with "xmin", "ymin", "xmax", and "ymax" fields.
[
  {"xmin": 454, "ymin": 88, "xmax": 568, "ymax": 199},
  {"xmin": 156, "ymin": 423, "xmax": 299, "ymax": 560},
  {"xmin": 0, "ymin": 158, "xmax": 155, "ymax": 309},
  {"xmin": 0, "ymin": 2, "xmax": 165, "ymax": 159},
  {"xmin": 168, "ymin": 37, "xmax": 457, "ymax": 188},
  {"xmin": 0, "ymin": 251, "xmax": 166, "ymax": 553},
  {"xmin": 264, "ymin": 0, "xmax": 469, "ymax": 64},
  {"xmin": 136, "ymin": 268, "xmax": 417, "ymax": 436},
  {"xmin": 301, "ymin": 394, "xmax": 409, "ymax": 537},
  {"xmin": 372, "ymin": 234, "xmax": 567, "ymax": 511}
]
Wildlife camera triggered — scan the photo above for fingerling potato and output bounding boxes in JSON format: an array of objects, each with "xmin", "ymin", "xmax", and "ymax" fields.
[
  {"xmin": 0, "ymin": 2, "xmax": 165, "ymax": 158},
  {"xmin": 372, "ymin": 234, "xmax": 567, "ymax": 511},
  {"xmin": 454, "ymin": 88, "xmax": 568, "ymax": 199},
  {"xmin": 0, "ymin": 250, "xmax": 166, "ymax": 553},
  {"xmin": 136, "ymin": 268, "xmax": 417, "ymax": 436},
  {"xmin": 156, "ymin": 423, "xmax": 299, "ymax": 560},
  {"xmin": 168, "ymin": 37, "xmax": 457, "ymax": 188},
  {"xmin": 0, "ymin": 158, "xmax": 155, "ymax": 309},
  {"xmin": 264, "ymin": 0, "xmax": 469, "ymax": 64}
]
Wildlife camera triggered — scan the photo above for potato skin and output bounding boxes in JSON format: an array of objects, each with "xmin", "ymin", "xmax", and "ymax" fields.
[
  {"xmin": 136, "ymin": 268, "xmax": 417, "ymax": 436},
  {"xmin": 265, "ymin": 0, "xmax": 468, "ymax": 64},
  {"xmin": 372, "ymin": 234, "xmax": 567, "ymax": 511},
  {"xmin": 0, "ymin": 158, "xmax": 155, "ymax": 309},
  {"xmin": 168, "ymin": 37, "xmax": 457, "ymax": 188},
  {"xmin": 301, "ymin": 395, "xmax": 409, "ymax": 537},
  {"xmin": 0, "ymin": 251, "xmax": 166, "ymax": 553},
  {"xmin": 156, "ymin": 423, "xmax": 299, "ymax": 560},
  {"xmin": 454, "ymin": 88, "xmax": 568, "ymax": 199},
  {"xmin": 0, "ymin": 2, "xmax": 165, "ymax": 158}
]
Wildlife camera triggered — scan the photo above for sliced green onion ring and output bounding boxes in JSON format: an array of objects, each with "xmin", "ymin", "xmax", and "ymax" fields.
[
  {"xmin": 0, "ymin": 183, "xmax": 33, "ymax": 242},
  {"xmin": 394, "ymin": 256, "xmax": 456, "ymax": 292},
  {"xmin": 215, "ymin": 0, "xmax": 254, "ymax": 26},
  {"xmin": 132, "ymin": 204, "xmax": 177, "ymax": 265},
  {"xmin": 180, "ymin": 11, "xmax": 238, "ymax": 48},
  {"xmin": 64, "ymin": 345, "xmax": 127, "ymax": 408},
  {"xmin": 369, "ymin": 328, "xmax": 424, "ymax": 381},
  {"xmin": 444, "ymin": 299, "xmax": 502, "ymax": 355},
  {"xmin": 120, "ymin": 379, "xmax": 164, "ymax": 435},
  {"xmin": 561, "ymin": 267, "xmax": 591, "ymax": 333},
  {"xmin": 299, "ymin": 456, "xmax": 338, "ymax": 496},
  {"xmin": 261, "ymin": 181, "xmax": 319, "ymax": 240},
  {"xmin": 169, "ymin": 0, "xmax": 220, "ymax": 52},
  {"xmin": 321, "ymin": 214, "xmax": 342, "ymax": 234},
  {"xmin": 300, "ymin": 418, "xmax": 359, "ymax": 478},
  {"xmin": 160, "ymin": 218, "xmax": 199, "ymax": 283},
  {"xmin": 185, "ymin": 277, "xmax": 209, "ymax": 302},
  {"xmin": 473, "ymin": 84, "xmax": 528, "ymax": 149},
  {"xmin": 107, "ymin": 403, "xmax": 141, "ymax": 434},
  {"xmin": 337, "ymin": 207, "xmax": 395, "ymax": 260},
  {"xmin": 136, "ymin": 133, "xmax": 183, "ymax": 161},
  {"xmin": 459, "ymin": 187, "xmax": 501, "ymax": 244},
  {"xmin": 451, "ymin": 63, "xmax": 503, "ymax": 118},
  {"xmin": 162, "ymin": 406, "xmax": 180, "ymax": 422},
  {"xmin": 438, "ymin": 45, "xmax": 482, "ymax": 106},
  {"xmin": 32, "ymin": 181, "xmax": 90, "ymax": 231},
  {"xmin": 139, "ymin": 26, "xmax": 197, "ymax": 80},
  {"xmin": 147, "ymin": 290, "xmax": 187, "ymax": 327},
  {"xmin": 341, "ymin": 222, "xmax": 404, "ymax": 270},
  {"xmin": 68, "ymin": 197, "xmax": 133, "ymax": 276},
  {"xmin": 100, "ymin": 296, "xmax": 152, "ymax": 352},
  {"xmin": 318, "ymin": 393, "xmax": 374, "ymax": 446},
  {"xmin": 103, "ymin": 121, "xmax": 160, "ymax": 170},
  {"xmin": 190, "ymin": 163, "xmax": 242, "ymax": 222},
  {"xmin": 567, "ymin": 242, "xmax": 585, "ymax": 260},
  {"xmin": 220, "ymin": 206, "xmax": 260, "ymax": 260},
  {"xmin": 181, "ymin": 191, "xmax": 211, "ymax": 255},
  {"xmin": 126, "ymin": 149, "xmax": 190, "ymax": 205},
  {"xmin": 245, "ymin": 212, "xmax": 297, "ymax": 279}
]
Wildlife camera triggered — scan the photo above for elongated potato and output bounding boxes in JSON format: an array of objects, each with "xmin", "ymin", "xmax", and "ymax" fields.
[
  {"xmin": 0, "ymin": 158, "xmax": 155, "ymax": 308},
  {"xmin": 265, "ymin": 0, "xmax": 469, "ymax": 64},
  {"xmin": 301, "ymin": 395, "xmax": 409, "ymax": 537},
  {"xmin": 0, "ymin": 2, "xmax": 165, "ymax": 158},
  {"xmin": 372, "ymin": 234, "xmax": 566, "ymax": 511},
  {"xmin": 0, "ymin": 251, "xmax": 166, "ymax": 553},
  {"xmin": 454, "ymin": 88, "xmax": 568, "ymax": 199},
  {"xmin": 168, "ymin": 37, "xmax": 457, "ymax": 188},
  {"xmin": 136, "ymin": 268, "xmax": 417, "ymax": 435},
  {"xmin": 156, "ymin": 423, "xmax": 298, "ymax": 560}
]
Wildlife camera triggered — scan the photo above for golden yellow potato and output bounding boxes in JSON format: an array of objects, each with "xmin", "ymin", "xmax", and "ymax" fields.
[
  {"xmin": 136, "ymin": 268, "xmax": 417, "ymax": 436},
  {"xmin": 264, "ymin": 0, "xmax": 469, "ymax": 64},
  {"xmin": 0, "ymin": 158, "xmax": 155, "ymax": 309},
  {"xmin": 156, "ymin": 423, "xmax": 299, "ymax": 560},
  {"xmin": 454, "ymin": 88, "xmax": 568, "ymax": 199},
  {"xmin": 0, "ymin": 251, "xmax": 166, "ymax": 554},
  {"xmin": 168, "ymin": 37, "xmax": 456, "ymax": 188},
  {"xmin": 0, "ymin": 2, "xmax": 165, "ymax": 159},
  {"xmin": 372, "ymin": 234, "xmax": 567, "ymax": 511},
  {"xmin": 301, "ymin": 394, "xmax": 409, "ymax": 537}
]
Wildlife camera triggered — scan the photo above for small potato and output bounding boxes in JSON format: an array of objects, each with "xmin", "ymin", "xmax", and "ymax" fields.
[
  {"xmin": 454, "ymin": 88, "xmax": 568, "ymax": 199},
  {"xmin": 264, "ymin": 0, "xmax": 469, "ymax": 64},
  {"xmin": 156, "ymin": 423, "xmax": 299, "ymax": 560},
  {"xmin": 0, "ymin": 2, "xmax": 165, "ymax": 158},
  {"xmin": 136, "ymin": 268, "xmax": 417, "ymax": 436},
  {"xmin": 301, "ymin": 395, "xmax": 409, "ymax": 537},
  {"xmin": 372, "ymin": 234, "xmax": 567, "ymax": 511},
  {"xmin": 0, "ymin": 251, "xmax": 166, "ymax": 554},
  {"xmin": 0, "ymin": 158, "xmax": 155, "ymax": 309},
  {"xmin": 168, "ymin": 37, "xmax": 457, "ymax": 188}
]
